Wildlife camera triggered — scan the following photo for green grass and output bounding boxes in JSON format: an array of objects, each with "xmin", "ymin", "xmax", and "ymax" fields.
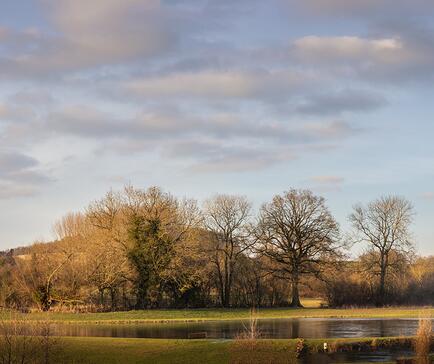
[
  {"xmin": 51, "ymin": 337, "xmax": 409, "ymax": 363},
  {"xmin": 5, "ymin": 303, "xmax": 434, "ymax": 324},
  {"xmin": 56, "ymin": 337, "xmax": 231, "ymax": 364}
]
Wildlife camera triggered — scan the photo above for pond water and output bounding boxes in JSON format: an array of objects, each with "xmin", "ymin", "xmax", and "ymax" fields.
[
  {"xmin": 302, "ymin": 350, "xmax": 413, "ymax": 363},
  {"xmin": 52, "ymin": 318, "xmax": 432, "ymax": 339}
]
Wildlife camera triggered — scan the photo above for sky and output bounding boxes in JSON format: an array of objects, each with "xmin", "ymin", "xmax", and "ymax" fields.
[{"xmin": 0, "ymin": 0, "xmax": 434, "ymax": 254}]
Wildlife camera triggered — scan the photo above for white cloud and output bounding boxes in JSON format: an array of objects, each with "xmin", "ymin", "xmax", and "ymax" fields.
[
  {"xmin": 310, "ymin": 175, "xmax": 344, "ymax": 185},
  {"xmin": 296, "ymin": 0, "xmax": 434, "ymax": 17},
  {"xmin": 0, "ymin": 1, "xmax": 175, "ymax": 78},
  {"xmin": 421, "ymin": 192, "xmax": 434, "ymax": 200},
  {"xmin": 0, "ymin": 183, "xmax": 38, "ymax": 199},
  {"xmin": 294, "ymin": 36, "xmax": 403, "ymax": 63},
  {"xmin": 125, "ymin": 69, "xmax": 308, "ymax": 101},
  {"xmin": 46, "ymin": 0, "xmax": 172, "ymax": 61},
  {"xmin": 0, "ymin": 104, "xmax": 36, "ymax": 123},
  {"xmin": 291, "ymin": 34, "xmax": 434, "ymax": 83},
  {"xmin": 185, "ymin": 144, "xmax": 296, "ymax": 173},
  {"xmin": 309, "ymin": 175, "xmax": 345, "ymax": 192},
  {"xmin": 302, "ymin": 121, "xmax": 359, "ymax": 139}
]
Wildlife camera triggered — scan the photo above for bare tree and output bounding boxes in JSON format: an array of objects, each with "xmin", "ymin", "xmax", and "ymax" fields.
[
  {"xmin": 203, "ymin": 195, "xmax": 253, "ymax": 307},
  {"xmin": 12, "ymin": 240, "xmax": 76, "ymax": 311},
  {"xmin": 349, "ymin": 195, "xmax": 414, "ymax": 306},
  {"xmin": 86, "ymin": 192, "xmax": 131, "ymax": 309},
  {"xmin": 257, "ymin": 189, "xmax": 340, "ymax": 307},
  {"xmin": 52, "ymin": 212, "xmax": 87, "ymax": 242},
  {"xmin": 87, "ymin": 190, "xmax": 126, "ymax": 249}
]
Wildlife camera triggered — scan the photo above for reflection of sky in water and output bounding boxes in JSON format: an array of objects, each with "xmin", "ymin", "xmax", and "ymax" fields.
[
  {"xmin": 50, "ymin": 318, "xmax": 433, "ymax": 339},
  {"xmin": 303, "ymin": 350, "xmax": 414, "ymax": 364}
]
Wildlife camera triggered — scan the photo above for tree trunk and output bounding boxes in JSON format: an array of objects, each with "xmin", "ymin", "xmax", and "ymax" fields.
[
  {"xmin": 217, "ymin": 269, "xmax": 225, "ymax": 307},
  {"xmin": 99, "ymin": 288, "xmax": 105, "ymax": 307},
  {"xmin": 223, "ymin": 271, "xmax": 233, "ymax": 308},
  {"xmin": 290, "ymin": 273, "xmax": 303, "ymax": 307},
  {"xmin": 122, "ymin": 284, "xmax": 128, "ymax": 310},
  {"xmin": 378, "ymin": 254, "xmax": 387, "ymax": 307},
  {"xmin": 110, "ymin": 288, "xmax": 117, "ymax": 311},
  {"xmin": 221, "ymin": 280, "xmax": 230, "ymax": 307},
  {"xmin": 222, "ymin": 254, "xmax": 230, "ymax": 307},
  {"xmin": 219, "ymin": 254, "xmax": 232, "ymax": 308},
  {"xmin": 255, "ymin": 276, "xmax": 261, "ymax": 307},
  {"xmin": 223, "ymin": 290, "xmax": 230, "ymax": 308},
  {"xmin": 136, "ymin": 277, "xmax": 148, "ymax": 309}
]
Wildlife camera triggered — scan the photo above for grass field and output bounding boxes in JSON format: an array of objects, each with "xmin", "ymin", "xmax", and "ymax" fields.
[
  {"xmin": 51, "ymin": 337, "xmax": 410, "ymax": 364},
  {"xmin": 56, "ymin": 337, "xmax": 231, "ymax": 364},
  {"xmin": 4, "ymin": 301, "xmax": 433, "ymax": 324}
]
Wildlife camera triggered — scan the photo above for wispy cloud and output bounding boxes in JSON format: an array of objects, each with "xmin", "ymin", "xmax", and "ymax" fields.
[
  {"xmin": 0, "ymin": 152, "xmax": 51, "ymax": 199},
  {"xmin": 309, "ymin": 175, "xmax": 345, "ymax": 192},
  {"xmin": 296, "ymin": 89, "xmax": 387, "ymax": 115},
  {"xmin": 310, "ymin": 175, "xmax": 344, "ymax": 184},
  {"xmin": 421, "ymin": 192, "xmax": 434, "ymax": 200}
]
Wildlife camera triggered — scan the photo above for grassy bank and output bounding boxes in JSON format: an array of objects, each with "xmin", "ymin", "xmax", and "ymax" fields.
[
  {"xmin": 57, "ymin": 337, "xmax": 230, "ymax": 364},
  {"xmin": 51, "ymin": 336, "xmax": 414, "ymax": 363},
  {"xmin": 4, "ymin": 305, "xmax": 434, "ymax": 324}
]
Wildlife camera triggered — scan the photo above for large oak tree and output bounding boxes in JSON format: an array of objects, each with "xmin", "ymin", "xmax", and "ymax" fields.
[{"xmin": 257, "ymin": 189, "xmax": 340, "ymax": 307}]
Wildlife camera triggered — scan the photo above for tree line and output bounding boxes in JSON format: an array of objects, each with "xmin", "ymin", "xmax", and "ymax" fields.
[{"xmin": 0, "ymin": 185, "xmax": 432, "ymax": 312}]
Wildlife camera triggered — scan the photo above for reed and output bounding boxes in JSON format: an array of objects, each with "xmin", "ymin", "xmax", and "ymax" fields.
[
  {"xmin": 414, "ymin": 318, "xmax": 432, "ymax": 364},
  {"xmin": 238, "ymin": 308, "xmax": 260, "ymax": 340}
]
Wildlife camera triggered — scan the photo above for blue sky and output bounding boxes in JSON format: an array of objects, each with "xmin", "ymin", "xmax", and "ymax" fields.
[{"xmin": 0, "ymin": 0, "xmax": 434, "ymax": 254}]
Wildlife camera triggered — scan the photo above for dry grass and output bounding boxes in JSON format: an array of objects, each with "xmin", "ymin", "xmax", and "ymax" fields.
[
  {"xmin": 414, "ymin": 318, "xmax": 433, "ymax": 364},
  {"xmin": 0, "ymin": 312, "xmax": 61, "ymax": 364},
  {"xmin": 238, "ymin": 308, "xmax": 260, "ymax": 340},
  {"xmin": 230, "ymin": 308, "xmax": 260, "ymax": 362}
]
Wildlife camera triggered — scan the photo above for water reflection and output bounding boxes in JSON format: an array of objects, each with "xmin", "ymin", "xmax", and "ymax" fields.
[
  {"xmin": 51, "ymin": 318, "xmax": 432, "ymax": 339},
  {"xmin": 303, "ymin": 350, "xmax": 413, "ymax": 363}
]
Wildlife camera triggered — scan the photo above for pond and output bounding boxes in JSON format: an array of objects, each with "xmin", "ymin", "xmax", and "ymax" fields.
[
  {"xmin": 302, "ymin": 351, "xmax": 413, "ymax": 363},
  {"xmin": 52, "ymin": 317, "xmax": 431, "ymax": 339}
]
